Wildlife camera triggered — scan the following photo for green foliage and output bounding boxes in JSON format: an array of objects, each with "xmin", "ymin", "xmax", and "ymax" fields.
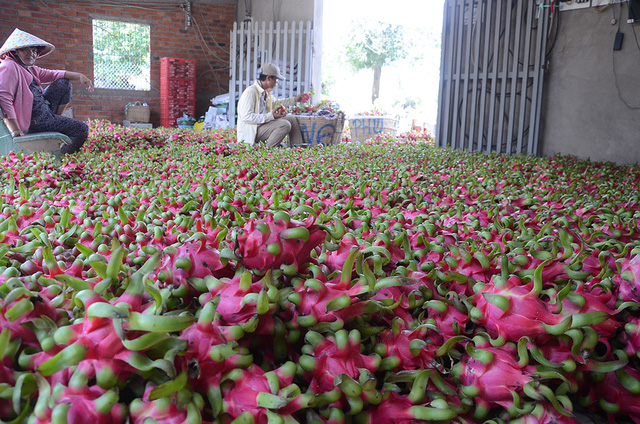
[
  {"xmin": 344, "ymin": 20, "xmax": 409, "ymax": 72},
  {"xmin": 92, "ymin": 20, "xmax": 150, "ymax": 90}
]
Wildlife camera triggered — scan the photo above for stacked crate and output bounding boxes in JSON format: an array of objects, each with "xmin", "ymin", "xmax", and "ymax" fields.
[{"xmin": 160, "ymin": 57, "xmax": 196, "ymax": 128}]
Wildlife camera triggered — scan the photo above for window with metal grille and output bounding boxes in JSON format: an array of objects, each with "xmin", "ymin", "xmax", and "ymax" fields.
[{"xmin": 92, "ymin": 19, "xmax": 150, "ymax": 91}]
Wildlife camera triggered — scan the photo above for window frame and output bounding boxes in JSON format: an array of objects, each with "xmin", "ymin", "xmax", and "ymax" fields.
[{"xmin": 91, "ymin": 16, "xmax": 152, "ymax": 92}]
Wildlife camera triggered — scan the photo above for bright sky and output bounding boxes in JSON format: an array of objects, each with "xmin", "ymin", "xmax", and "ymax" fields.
[{"xmin": 322, "ymin": 0, "xmax": 445, "ymax": 132}]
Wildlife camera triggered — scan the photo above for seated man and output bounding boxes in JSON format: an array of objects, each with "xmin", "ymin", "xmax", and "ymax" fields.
[{"xmin": 236, "ymin": 63, "xmax": 309, "ymax": 148}]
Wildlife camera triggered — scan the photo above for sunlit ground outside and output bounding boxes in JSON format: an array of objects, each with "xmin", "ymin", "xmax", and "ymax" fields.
[{"xmin": 322, "ymin": 0, "xmax": 445, "ymax": 134}]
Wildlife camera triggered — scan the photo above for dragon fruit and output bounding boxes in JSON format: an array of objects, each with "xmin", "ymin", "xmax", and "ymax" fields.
[
  {"xmin": 424, "ymin": 297, "xmax": 473, "ymax": 338},
  {"xmin": 179, "ymin": 300, "xmax": 251, "ymax": 416},
  {"xmin": 615, "ymin": 253, "xmax": 640, "ymax": 303},
  {"xmin": 0, "ymin": 282, "xmax": 69, "ymax": 349},
  {"xmin": 352, "ymin": 392, "xmax": 458, "ymax": 424},
  {"xmin": 451, "ymin": 338, "xmax": 541, "ymax": 418},
  {"xmin": 508, "ymin": 402, "xmax": 581, "ymax": 424},
  {"xmin": 470, "ymin": 274, "xmax": 610, "ymax": 344},
  {"xmin": 198, "ymin": 270, "xmax": 272, "ymax": 332},
  {"xmin": 234, "ymin": 213, "xmax": 326, "ymax": 272},
  {"xmin": 129, "ymin": 384, "xmax": 205, "ymax": 424},
  {"xmin": 557, "ymin": 283, "xmax": 619, "ymax": 339},
  {"xmin": 374, "ymin": 318, "xmax": 461, "ymax": 372},
  {"xmin": 153, "ymin": 240, "xmax": 230, "ymax": 290},
  {"xmin": 218, "ymin": 363, "xmax": 308, "ymax": 423},
  {"xmin": 582, "ymin": 365, "xmax": 640, "ymax": 423},
  {"xmin": 623, "ymin": 317, "xmax": 640, "ymax": 358},
  {"xmin": 298, "ymin": 329, "xmax": 380, "ymax": 399},
  {"xmin": 28, "ymin": 371, "xmax": 127, "ymax": 424}
]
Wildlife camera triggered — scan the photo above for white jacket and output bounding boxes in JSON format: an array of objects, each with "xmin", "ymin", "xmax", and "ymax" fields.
[{"xmin": 236, "ymin": 81, "xmax": 297, "ymax": 145}]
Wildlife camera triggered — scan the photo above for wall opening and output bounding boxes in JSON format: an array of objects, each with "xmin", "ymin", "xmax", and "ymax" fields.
[{"xmin": 92, "ymin": 19, "xmax": 151, "ymax": 91}]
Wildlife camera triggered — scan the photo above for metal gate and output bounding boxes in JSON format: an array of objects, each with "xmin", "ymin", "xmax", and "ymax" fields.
[
  {"xmin": 436, "ymin": 0, "xmax": 552, "ymax": 155},
  {"xmin": 229, "ymin": 20, "xmax": 314, "ymax": 126}
]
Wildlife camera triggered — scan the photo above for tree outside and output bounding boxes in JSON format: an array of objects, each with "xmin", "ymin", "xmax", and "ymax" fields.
[
  {"xmin": 92, "ymin": 20, "xmax": 150, "ymax": 91},
  {"xmin": 322, "ymin": 0, "xmax": 444, "ymax": 133},
  {"xmin": 345, "ymin": 20, "xmax": 409, "ymax": 105}
]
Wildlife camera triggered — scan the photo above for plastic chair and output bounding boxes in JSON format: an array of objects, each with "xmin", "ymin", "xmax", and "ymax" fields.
[{"xmin": 0, "ymin": 118, "xmax": 71, "ymax": 162}]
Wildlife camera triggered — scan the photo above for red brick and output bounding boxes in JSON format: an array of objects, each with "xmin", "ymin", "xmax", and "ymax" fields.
[{"xmin": 2, "ymin": 0, "xmax": 235, "ymax": 126}]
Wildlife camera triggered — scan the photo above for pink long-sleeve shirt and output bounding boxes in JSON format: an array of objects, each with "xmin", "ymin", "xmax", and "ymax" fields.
[{"xmin": 0, "ymin": 58, "xmax": 65, "ymax": 132}]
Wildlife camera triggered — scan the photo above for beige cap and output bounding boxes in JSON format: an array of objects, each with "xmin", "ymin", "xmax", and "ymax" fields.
[
  {"xmin": 0, "ymin": 28, "xmax": 55, "ymax": 59},
  {"xmin": 261, "ymin": 63, "xmax": 285, "ymax": 80}
]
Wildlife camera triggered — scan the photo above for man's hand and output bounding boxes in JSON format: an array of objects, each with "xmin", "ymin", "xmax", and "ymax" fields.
[{"xmin": 273, "ymin": 104, "xmax": 287, "ymax": 118}]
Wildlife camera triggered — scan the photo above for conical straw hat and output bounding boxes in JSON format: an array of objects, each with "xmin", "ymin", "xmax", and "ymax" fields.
[{"xmin": 0, "ymin": 28, "xmax": 55, "ymax": 58}]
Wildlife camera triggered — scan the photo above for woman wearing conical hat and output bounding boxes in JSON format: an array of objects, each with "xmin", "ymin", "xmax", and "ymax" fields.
[{"xmin": 0, "ymin": 28, "xmax": 94, "ymax": 155}]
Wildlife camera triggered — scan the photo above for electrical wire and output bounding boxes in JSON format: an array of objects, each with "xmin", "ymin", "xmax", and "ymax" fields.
[
  {"xmin": 612, "ymin": 2, "xmax": 640, "ymax": 109},
  {"xmin": 546, "ymin": 1, "xmax": 562, "ymax": 58},
  {"xmin": 593, "ymin": 0, "xmax": 613, "ymax": 13}
]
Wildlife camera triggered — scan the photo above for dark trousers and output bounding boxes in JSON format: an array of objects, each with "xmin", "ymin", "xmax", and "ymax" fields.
[{"xmin": 28, "ymin": 79, "xmax": 89, "ymax": 155}]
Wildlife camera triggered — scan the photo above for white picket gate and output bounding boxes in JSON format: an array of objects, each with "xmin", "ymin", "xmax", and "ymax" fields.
[{"xmin": 229, "ymin": 20, "xmax": 315, "ymax": 126}]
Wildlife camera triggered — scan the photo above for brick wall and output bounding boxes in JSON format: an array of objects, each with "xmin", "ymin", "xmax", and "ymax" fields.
[{"xmin": 1, "ymin": 0, "xmax": 236, "ymax": 127}]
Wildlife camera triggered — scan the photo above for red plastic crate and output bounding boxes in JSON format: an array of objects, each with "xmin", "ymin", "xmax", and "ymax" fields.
[
  {"xmin": 160, "ymin": 57, "xmax": 197, "ymax": 127},
  {"xmin": 161, "ymin": 98, "xmax": 195, "ymax": 128},
  {"xmin": 161, "ymin": 57, "xmax": 196, "ymax": 80}
]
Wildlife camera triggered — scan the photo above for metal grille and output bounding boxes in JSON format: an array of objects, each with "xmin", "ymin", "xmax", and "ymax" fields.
[
  {"xmin": 436, "ymin": 0, "xmax": 551, "ymax": 155},
  {"xmin": 229, "ymin": 21, "xmax": 314, "ymax": 126},
  {"xmin": 92, "ymin": 20, "xmax": 151, "ymax": 91}
]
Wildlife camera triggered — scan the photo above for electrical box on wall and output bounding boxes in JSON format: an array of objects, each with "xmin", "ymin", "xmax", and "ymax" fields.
[
  {"xmin": 559, "ymin": 0, "xmax": 626, "ymax": 12},
  {"xmin": 592, "ymin": 0, "xmax": 626, "ymax": 5},
  {"xmin": 559, "ymin": 0, "xmax": 591, "ymax": 11}
]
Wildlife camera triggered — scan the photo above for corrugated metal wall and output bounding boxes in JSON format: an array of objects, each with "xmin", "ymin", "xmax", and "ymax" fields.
[{"xmin": 437, "ymin": 0, "xmax": 551, "ymax": 155}]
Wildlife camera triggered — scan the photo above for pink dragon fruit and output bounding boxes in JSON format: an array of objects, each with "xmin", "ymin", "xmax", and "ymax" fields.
[
  {"xmin": 470, "ymin": 275, "xmax": 609, "ymax": 344},
  {"xmin": 178, "ymin": 300, "xmax": 251, "ymax": 415},
  {"xmin": 129, "ymin": 385, "xmax": 205, "ymax": 424},
  {"xmin": 509, "ymin": 402, "xmax": 581, "ymax": 423},
  {"xmin": 218, "ymin": 363, "xmax": 307, "ymax": 423},
  {"xmin": 583, "ymin": 365, "xmax": 640, "ymax": 424},
  {"xmin": 0, "ymin": 284, "xmax": 68, "ymax": 349},
  {"xmin": 282, "ymin": 269, "xmax": 377, "ymax": 330},
  {"xmin": 29, "ymin": 372, "xmax": 127, "ymax": 424},
  {"xmin": 298, "ymin": 329, "xmax": 380, "ymax": 396},
  {"xmin": 353, "ymin": 392, "xmax": 458, "ymax": 424},
  {"xmin": 234, "ymin": 213, "xmax": 326, "ymax": 272},
  {"xmin": 374, "ymin": 318, "xmax": 460, "ymax": 372},
  {"xmin": 152, "ymin": 240, "xmax": 231, "ymax": 292},
  {"xmin": 615, "ymin": 254, "xmax": 640, "ymax": 302},
  {"xmin": 372, "ymin": 269, "xmax": 442, "ymax": 325},
  {"xmin": 198, "ymin": 270, "xmax": 276, "ymax": 333},
  {"xmin": 623, "ymin": 317, "xmax": 640, "ymax": 358},
  {"xmin": 451, "ymin": 339, "xmax": 537, "ymax": 416},
  {"xmin": 424, "ymin": 297, "xmax": 473, "ymax": 339},
  {"xmin": 321, "ymin": 233, "xmax": 361, "ymax": 273}
]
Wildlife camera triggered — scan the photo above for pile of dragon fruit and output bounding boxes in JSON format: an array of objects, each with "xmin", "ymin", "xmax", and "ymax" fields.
[{"xmin": 1, "ymin": 120, "xmax": 640, "ymax": 424}]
